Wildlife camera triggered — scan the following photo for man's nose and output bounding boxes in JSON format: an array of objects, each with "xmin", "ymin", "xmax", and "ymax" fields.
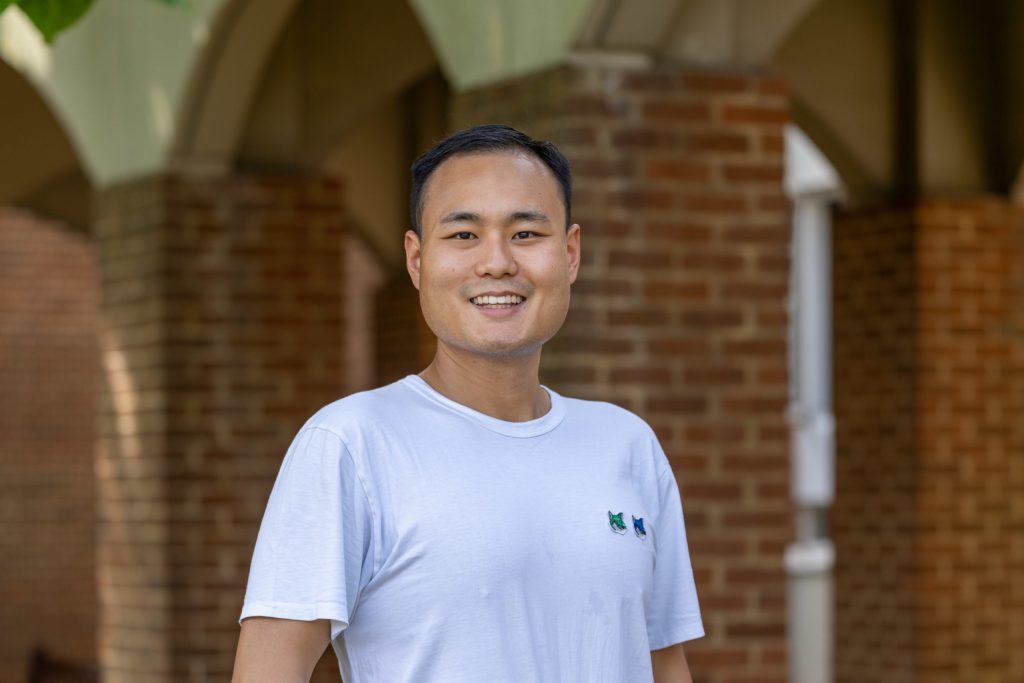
[{"xmin": 475, "ymin": 234, "xmax": 518, "ymax": 278}]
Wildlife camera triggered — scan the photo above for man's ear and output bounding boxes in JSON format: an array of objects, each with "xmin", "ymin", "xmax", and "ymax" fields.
[
  {"xmin": 404, "ymin": 229, "xmax": 422, "ymax": 290},
  {"xmin": 566, "ymin": 223, "xmax": 581, "ymax": 285}
]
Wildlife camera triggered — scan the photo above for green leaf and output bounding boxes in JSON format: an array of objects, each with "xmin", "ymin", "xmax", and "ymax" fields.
[{"xmin": 16, "ymin": 0, "xmax": 95, "ymax": 43}]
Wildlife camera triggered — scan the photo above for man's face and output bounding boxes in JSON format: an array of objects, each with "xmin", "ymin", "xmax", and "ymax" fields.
[{"xmin": 405, "ymin": 151, "xmax": 581, "ymax": 361}]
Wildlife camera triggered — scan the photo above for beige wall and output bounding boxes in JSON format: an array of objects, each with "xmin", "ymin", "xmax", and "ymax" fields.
[
  {"xmin": 771, "ymin": 0, "xmax": 896, "ymax": 202},
  {"xmin": 772, "ymin": 0, "xmax": 1013, "ymax": 201},
  {"xmin": 321, "ymin": 96, "xmax": 413, "ymax": 268}
]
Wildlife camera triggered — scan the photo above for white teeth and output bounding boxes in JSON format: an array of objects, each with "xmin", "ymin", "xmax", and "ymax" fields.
[{"xmin": 471, "ymin": 294, "xmax": 524, "ymax": 305}]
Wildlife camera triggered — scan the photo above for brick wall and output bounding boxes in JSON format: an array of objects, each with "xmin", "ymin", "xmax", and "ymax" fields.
[
  {"xmin": 914, "ymin": 199, "xmax": 1024, "ymax": 683},
  {"xmin": 0, "ymin": 208, "xmax": 99, "ymax": 683},
  {"xmin": 94, "ymin": 174, "xmax": 348, "ymax": 683},
  {"xmin": 832, "ymin": 208, "xmax": 919, "ymax": 683},
  {"xmin": 453, "ymin": 63, "xmax": 793, "ymax": 683},
  {"xmin": 374, "ymin": 270, "xmax": 434, "ymax": 386},
  {"xmin": 343, "ymin": 234, "xmax": 387, "ymax": 395},
  {"xmin": 833, "ymin": 199, "xmax": 1024, "ymax": 683}
]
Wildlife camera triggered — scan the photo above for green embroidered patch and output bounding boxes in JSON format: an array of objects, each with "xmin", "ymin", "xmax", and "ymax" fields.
[{"xmin": 608, "ymin": 511, "xmax": 627, "ymax": 534}]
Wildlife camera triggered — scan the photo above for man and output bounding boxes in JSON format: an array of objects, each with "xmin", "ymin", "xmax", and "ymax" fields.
[{"xmin": 233, "ymin": 125, "xmax": 703, "ymax": 682}]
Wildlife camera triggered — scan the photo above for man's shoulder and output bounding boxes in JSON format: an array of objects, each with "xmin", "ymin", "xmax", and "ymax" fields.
[
  {"xmin": 560, "ymin": 393, "xmax": 655, "ymax": 438},
  {"xmin": 300, "ymin": 378, "xmax": 414, "ymax": 437}
]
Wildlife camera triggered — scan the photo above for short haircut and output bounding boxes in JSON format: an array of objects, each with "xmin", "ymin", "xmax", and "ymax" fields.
[{"xmin": 409, "ymin": 124, "xmax": 572, "ymax": 236}]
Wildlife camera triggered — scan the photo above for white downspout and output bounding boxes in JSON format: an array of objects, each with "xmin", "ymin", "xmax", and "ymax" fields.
[{"xmin": 783, "ymin": 125, "xmax": 843, "ymax": 683}]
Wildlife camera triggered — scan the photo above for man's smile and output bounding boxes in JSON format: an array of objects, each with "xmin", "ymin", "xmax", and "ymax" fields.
[{"xmin": 469, "ymin": 293, "xmax": 526, "ymax": 307}]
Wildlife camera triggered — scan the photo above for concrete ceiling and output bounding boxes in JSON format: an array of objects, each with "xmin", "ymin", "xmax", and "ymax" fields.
[
  {"xmin": 4, "ymin": 0, "xmax": 1020, "ymax": 208},
  {"xmin": 575, "ymin": 0, "xmax": 820, "ymax": 66}
]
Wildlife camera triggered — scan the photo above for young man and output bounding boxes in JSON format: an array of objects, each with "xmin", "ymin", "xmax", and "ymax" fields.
[{"xmin": 233, "ymin": 125, "xmax": 703, "ymax": 682}]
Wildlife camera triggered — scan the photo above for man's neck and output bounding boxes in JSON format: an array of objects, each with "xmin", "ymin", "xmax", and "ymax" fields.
[{"xmin": 418, "ymin": 344, "xmax": 550, "ymax": 422}]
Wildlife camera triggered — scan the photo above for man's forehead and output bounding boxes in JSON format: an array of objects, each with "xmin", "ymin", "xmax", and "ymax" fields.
[
  {"xmin": 424, "ymin": 151, "xmax": 560, "ymax": 206},
  {"xmin": 432, "ymin": 150, "xmax": 550, "ymax": 181}
]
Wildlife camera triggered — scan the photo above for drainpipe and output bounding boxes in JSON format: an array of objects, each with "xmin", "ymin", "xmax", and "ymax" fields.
[
  {"xmin": 786, "ymin": 196, "xmax": 835, "ymax": 683},
  {"xmin": 783, "ymin": 125, "xmax": 842, "ymax": 683}
]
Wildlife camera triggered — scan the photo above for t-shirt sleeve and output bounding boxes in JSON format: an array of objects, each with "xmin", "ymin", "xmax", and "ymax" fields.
[
  {"xmin": 240, "ymin": 426, "xmax": 376, "ymax": 640},
  {"xmin": 646, "ymin": 441, "xmax": 704, "ymax": 650}
]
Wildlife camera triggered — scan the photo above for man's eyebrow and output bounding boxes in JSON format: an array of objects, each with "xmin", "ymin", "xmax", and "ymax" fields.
[
  {"xmin": 440, "ymin": 211, "xmax": 482, "ymax": 224},
  {"xmin": 440, "ymin": 209, "xmax": 551, "ymax": 225},
  {"xmin": 508, "ymin": 210, "xmax": 550, "ymax": 224}
]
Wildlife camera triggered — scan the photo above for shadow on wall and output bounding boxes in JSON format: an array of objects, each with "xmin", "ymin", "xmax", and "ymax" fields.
[{"xmin": 26, "ymin": 648, "xmax": 98, "ymax": 683}]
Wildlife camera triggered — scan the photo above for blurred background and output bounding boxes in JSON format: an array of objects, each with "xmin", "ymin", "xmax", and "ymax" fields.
[{"xmin": 0, "ymin": 0, "xmax": 1021, "ymax": 682}]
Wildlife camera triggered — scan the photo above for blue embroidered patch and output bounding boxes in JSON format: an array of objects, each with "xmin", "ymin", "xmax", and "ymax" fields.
[{"xmin": 633, "ymin": 515, "xmax": 646, "ymax": 540}]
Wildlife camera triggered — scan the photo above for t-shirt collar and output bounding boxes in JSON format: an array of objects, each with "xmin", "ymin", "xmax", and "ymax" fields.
[{"xmin": 402, "ymin": 374, "xmax": 566, "ymax": 438}]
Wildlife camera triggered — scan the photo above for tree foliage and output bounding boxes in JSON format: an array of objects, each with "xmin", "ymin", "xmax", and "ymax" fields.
[{"xmin": 0, "ymin": 0, "xmax": 181, "ymax": 43}]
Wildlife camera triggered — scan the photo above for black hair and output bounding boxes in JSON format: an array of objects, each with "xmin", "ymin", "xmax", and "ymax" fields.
[{"xmin": 409, "ymin": 124, "xmax": 572, "ymax": 236}]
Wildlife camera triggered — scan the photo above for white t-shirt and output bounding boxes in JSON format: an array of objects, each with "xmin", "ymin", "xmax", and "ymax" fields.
[{"xmin": 241, "ymin": 375, "xmax": 703, "ymax": 682}]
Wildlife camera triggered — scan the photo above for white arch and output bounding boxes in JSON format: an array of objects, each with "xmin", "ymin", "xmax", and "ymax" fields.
[
  {"xmin": 171, "ymin": 0, "xmax": 301, "ymax": 175},
  {"xmin": 0, "ymin": 0, "xmax": 228, "ymax": 187}
]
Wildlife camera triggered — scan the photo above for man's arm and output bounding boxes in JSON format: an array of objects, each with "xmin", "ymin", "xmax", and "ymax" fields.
[
  {"xmin": 231, "ymin": 617, "xmax": 330, "ymax": 683},
  {"xmin": 651, "ymin": 643, "xmax": 694, "ymax": 683}
]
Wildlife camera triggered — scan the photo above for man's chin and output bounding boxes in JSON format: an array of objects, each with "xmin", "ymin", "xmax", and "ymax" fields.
[{"xmin": 445, "ymin": 337, "xmax": 544, "ymax": 361}]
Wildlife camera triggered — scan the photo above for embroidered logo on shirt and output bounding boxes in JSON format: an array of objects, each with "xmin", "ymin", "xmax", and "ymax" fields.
[
  {"xmin": 633, "ymin": 516, "xmax": 647, "ymax": 540},
  {"xmin": 608, "ymin": 511, "xmax": 627, "ymax": 534}
]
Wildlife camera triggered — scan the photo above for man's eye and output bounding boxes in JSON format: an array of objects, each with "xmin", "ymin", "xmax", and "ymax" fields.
[
  {"xmin": 513, "ymin": 231, "xmax": 537, "ymax": 240},
  {"xmin": 451, "ymin": 232, "xmax": 475, "ymax": 240}
]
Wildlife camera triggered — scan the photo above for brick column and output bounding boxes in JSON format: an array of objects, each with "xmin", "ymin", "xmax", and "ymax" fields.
[
  {"xmin": 0, "ymin": 209, "xmax": 98, "ymax": 683},
  {"xmin": 832, "ymin": 209, "xmax": 919, "ymax": 683},
  {"xmin": 454, "ymin": 63, "xmax": 792, "ymax": 683},
  {"xmin": 94, "ymin": 174, "xmax": 347, "ymax": 683},
  {"xmin": 914, "ymin": 200, "xmax": 1024, "ymax": 683},
  {"xmin": 833, "ymin": 199, "xmax": 1024, "ymax": 683}
]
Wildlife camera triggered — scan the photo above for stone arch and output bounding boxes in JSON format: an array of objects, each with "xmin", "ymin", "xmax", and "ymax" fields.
[
  {"xmin": 171, "ymin": 0, "xmax": 303, "ymax": 175},
  {"xmin": 173, "ymin": 0, "xmax": 442, "ymax": 178}
]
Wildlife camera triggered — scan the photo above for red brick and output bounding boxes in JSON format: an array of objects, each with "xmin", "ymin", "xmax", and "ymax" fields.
[
  {"xmin": 679, "ymin": 251, "xmax": 745, "ymax": 272},
  {"xmin": 621, "ymin": 71, "xmax": 676, "ymax": 91},
  {"xmin": 606, "ymin": 189, "xmax": 674, "ymax": 210},
  {"xmin": 681, "ymin": 71, "xmax": 750, "ymax": 93},
  {"xmin": 610, "ymin": 367, "xmax": 672, "ymax": 384},
  {"xmin": 0, "ymin": 209, "xmax": 98, "ymax": 682},
  {"xmin": 723, "ymin": 164, "xmax": 784, "ymax": 183},
  {"xmin": 552, "ymin": 127, "xmax": 599, "ymax": 146},
  {"xmin": 758, "ymin": 194, "xmax": 790, "ymax": 211},
  {"xmin": 564, "ymin": 95, "xmax": 628, "ymax": 118},
  {"xmin": 643, "ymin": 280, "xmax": 710, "ymax": 301},
  {"xmin": 720, "ymin": 104, "xmax": 789, "ymax": 126},
  {"xmin": 643, "ymin": 222, "xmax": 712, "ymax": 243},
  {"xmin": 609, "ymin": 250, "xmax": 671, "ymax": 269},
  {"xmin": 647, "ymin": 395, "xmax": 708, "ymax": 414},
  {"xmin": 686, "ymin": 132, "xmax": 750, "ymax": 153},
  {"xmin": 611, "ymin": 128, "xmax": 677, "ymax": 149},
  {"xmin": 761, "ymin": 133, "xmax": 785, "ymax": 154},
  {"xmin": 721, "ymin": 454, "xmax": 787, "ymax": 473},
  {"xmin": 722, "ymin": 225, "xmax": 788, "ymax": 245},
  {"xmin": 643, "ymin": 100, "xmax": 712, "ymax": 123},
  {"xmin": 681, "ymin": 309, "xmax": 743, "ymax": 330},
  {"xmin": 647, "ymin": 160, "xmax": 711, "ymax": 182},
  {"xmin": 647, "ymin": 337, "xmax": 713, "ymax": 355},
  {"xmin": 757, "ymin": 76, "xmax": 790, "ymax": 97},
  {"xmin": 684, "ymin": 365, "xmax": 745, "ymax": 386},
  {"xmin": 721, "ymin": 281, "xmax": 788, "ymax": 302},
  {"xmin": 573, "ymin": 157, "xmax": 635, "ymax": 179},
  {"xmin": 607, "ymin": 308, "xmax": 670, "ymax": 327},
  {"xmin": 681, "ymin": 193, "xmax": 748, "ymax": 213}
]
